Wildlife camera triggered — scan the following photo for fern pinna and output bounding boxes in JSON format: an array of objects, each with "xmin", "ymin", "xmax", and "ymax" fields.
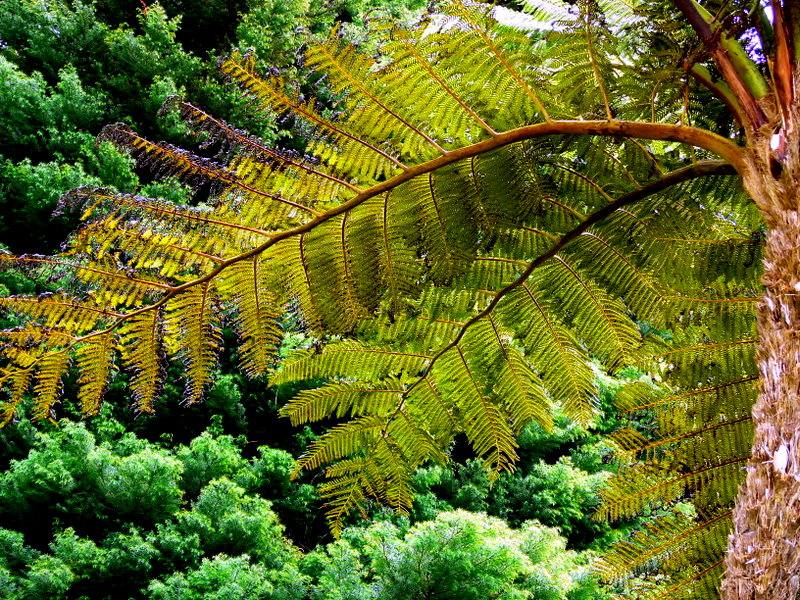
[{"xmin": 0, "ymin": 1, "xmax": 774, "ymax": 597}]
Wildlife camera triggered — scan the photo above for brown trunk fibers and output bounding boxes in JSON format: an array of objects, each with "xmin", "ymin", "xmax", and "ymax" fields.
[{"xmin": 722, "ymin": 148, "xmax": 800, "ymax": 599}]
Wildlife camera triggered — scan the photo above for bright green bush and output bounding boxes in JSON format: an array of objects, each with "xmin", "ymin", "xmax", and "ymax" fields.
[
  {"xmin": 305, "ymin": 510, "xmax": 608, "ymax": 600},
  {"xmin": 147, "ymin": 554, "xmax": 307, "ymax": 600},
  {"xmin": 177, "ymin": 433, "xmax": 248, "ymax": 499},
  {"xmin": 180, "ymin": 478, "xmax": 293, "ymax": 567}
]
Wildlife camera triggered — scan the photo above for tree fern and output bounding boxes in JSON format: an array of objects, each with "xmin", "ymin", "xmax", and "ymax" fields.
[{"xmin": 3, "ymin": 0, "xmax": 800, "ymax": 597}]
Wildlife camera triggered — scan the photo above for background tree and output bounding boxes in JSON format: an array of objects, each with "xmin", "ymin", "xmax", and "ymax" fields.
[
  {"xmin": 0, "ymin": 0, "xmax": 423, "ymax": 253},
  {"xmin": 0, "ymin": 0, "xmax": 794, "ymax": 598},
  {"xmin": 302, "ymin": 510, "xmax": 603, "ymax": 600}
]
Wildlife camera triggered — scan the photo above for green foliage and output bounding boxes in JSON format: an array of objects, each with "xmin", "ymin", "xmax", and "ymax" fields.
[
  {"xmin": 147, "ymin": 554, "xmax": 306, "ymax": 600},
  {"xmin": 236, "ymin": 0, "xmax": 425, "ymax": 69},
  {"xmin": 411, "ymin": 455, "xmax": 613, "ymax": 550},
  {"xmin": 304, "ymin": 510, "xmax": 607, "ymax": 600},
  {"xmin": 177, "ymin": 432, "xmax": 248, "ymax": 498},
  {"xmin": 0, "ymin": 423, "xmax": 183, "ymax": 525},
  {"xmin": 0, "ymin": 420, "xmax": 320, "ymax": 599},
  {"xmin": 0, "ymin": 528, "xmax": 39, "ymax": 572},
  {"xmin": 179, "ymin": 478, "xmax": 292, "ymax": 566},
  {"xmin": 245, "ymin": 445, "xmax": 319, "ymax": 534},
  {"xmin": 20, "ymin": 554, "xmax": 75, "ymax": 600},
  {"xmin": 0, "ymin": 407, "xmax": 606, "ymax": 598}
]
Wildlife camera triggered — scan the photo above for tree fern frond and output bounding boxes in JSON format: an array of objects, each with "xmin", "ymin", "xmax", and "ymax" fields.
[
  {"xmin": 98, "ymin": 124, "xmax": 233, "ymax": 193},
  {"xmin": 0, "ymin": 253, "xmax": 171, "ymax": 308},
  {"xmin": 542, "ymin": 3, "xmax": 620, "ymax": 119},
  {"xmin": 305, "ymin": 35, "xmax": 447, "ymax": 157},
  {"xmin": 382, "ymin": 414, "xmax": 444, "ymax": 497},
  {"xmin": 62, "ymin": 188, "xmax": 272, "ymax": 261},
  {"xmin": 0, "ymin": 366, "xmax": 34, "ymax": 426},
  {"xmin": 0, "ymin": 293, "xmax": 121, "ymax": 335},
  {"xmin": 273, "ymin": 341, "xmax": 431, "ymax": 384},
  {"xmin": 166, "ymin": 97, "xmax": 362, "ymax": 195},
  {"xmin": 215, "ymin": 256, "xmax": 281, "ymax": 377},
  {"xmin": 295, "ymin": 415, "xmax": 385, "ymax": 473},
  {"xmin": 647, "ymin": 338, "xmax": 757, "ymax": 389},
  {"xmin": 617, "ymin": 377, "xmax": 759, "ymax": 429},
  {"xmin": 165, "ymin": 281, "xmax": 222, "ymax": 403},
  {"xmin": 32, "ymin": 351, "xmax": 70, "ymax": 421},
  {"xmin": 661, "ymin": 293, "xmax": 759, "ymax": 340},
  {"xmin": 442, "ymin": 0, "xmax": 555, "ymax": 124},
  {"xmin": 280, "ymin": 378, "xmax": 405, "ymax": 426},
  {"xmin": 467, "ymin": 316, "xmax": 553, "ymax": 432},
  {"xmin": 381, "ymin": 24, "xmax": 498, "ymax": 139},
  {"xmin": 118, "ymin": 309, "xmax": 164, "ymax": 413},
  {"xmin": 614, "ymin": 418, "xmax": 753, "ymax": 475},
  {"xmin": 595, "ymin": 509, "xmax": 730, "ymax": 583},
  {"xmin": 357, "ymin": 313, "xmax": 463, "ymax": 352},
  {"xmin": 640, "ymin": 559, "xmax": 726, "ymax": 600},
  {"xmin": 368, "ymin": 191, "xmax": 423, "ymax": 315},
  {"xmin": 315, "ymin": 460, "xmax": 369, "ymax": 537},
  {"xmin": 218, "ymin": 54, "xmax": 405, "ymax": 181},
  {"xmin": 571, "ymin": 230, "xmax": 662, "ymax": 323},
  {"xmin": 102, "ymin": 125, "xmax": 320, "ymax": 224},
  {"xmin": 0, "ymin": 324, "xmax": 79, "ymax": 350},
  {"xmin": 651, "ymin": 237, "xmax": 764, "ymax": 291},
  {"xmin": 315, "ymin": 412, "xmax": 442, "ymax": 530},
  {"xmin": 0, "ymin": 2, "xmax": 765, "ymax": 577},
  {"xmin": 271, "ymin": 221, "xmax": 367, "ymax": 333},
  {"xmin": 75, "ymin": 333, "xmax": 116, "ymax": 415},
  {"xmin": 543, "ymin": 256, "xmax": 642, "ymax": 367},
  {"xmin": 435, "ymin": 345, "xmax": 519, "ymax": 474},
  {"xmin": 465, "ymin": 257, "xmax": 525, "ymax": 290},
  {"xmin": 404, "ymin": 376, "xmax": 456, "ymax": 441},
  {"xmin": 596, "ymin": 456, "xmax": 748, "ymax": 522},
  {"xmin": 403, "ymin": 171, "xmax": 477, "ymax": 283},
  {"xmin": 520, "ymin": 0, "xmax": 575, "ymax": 24},
  {"xmin": 470, "ymin": 142, "xmax": 580, "ymax": 229}
]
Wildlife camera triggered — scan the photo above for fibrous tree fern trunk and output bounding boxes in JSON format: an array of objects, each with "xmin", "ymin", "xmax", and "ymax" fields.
[
  {"xmin": 671, "ymin": 1, "xmax": 800, "ymax": 596},
  {"xmin": 722, "ymin": 140, "xmax": 800, "ymax": 599}
]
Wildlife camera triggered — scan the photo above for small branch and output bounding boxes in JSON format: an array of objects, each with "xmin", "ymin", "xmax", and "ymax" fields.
[
  {"xmin": 770, "ymin": 0, "xmax": 795, "ymax": 126},
  {"xmin": 687, "ymin": 62, "xmax": 745, "ymax": 128},
  {"xmin": 674, "ymin": 0, "xmax": 769, "ymax": 129},
  {"xmin": 784, "ymin": 0, "xmax": 800, "ymax": 61}
]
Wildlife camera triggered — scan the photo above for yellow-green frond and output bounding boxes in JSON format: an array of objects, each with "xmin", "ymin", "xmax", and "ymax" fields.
[
  {"xmin": 32, "ymin": 351, "xmax": 70, "ymax": 421},
  {"xmin": 118, "ymin": 309, "xmax": 163, "ymax": 413},
  {"xmin": 215, "ymin": 256, "xmax": 281, "ymax": 377},
  {"xmin": 165, "ymin": 282, "xmax": 222, "ymax": 403},
  {"xmin": 75, "ymin": 333, "xmax": 116, "ymax": 415}
]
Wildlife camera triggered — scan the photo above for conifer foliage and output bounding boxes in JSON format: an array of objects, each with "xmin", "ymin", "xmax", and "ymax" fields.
[{"xmin": 0, "ymin": 1, "xmax": 776, "ymax": 597}]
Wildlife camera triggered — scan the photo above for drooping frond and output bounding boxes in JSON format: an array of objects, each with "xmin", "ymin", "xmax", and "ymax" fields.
[
  {"xmin": 280, "ymin": 378, "xmax": 406, "ymax": 426},
  {"xmin": 75, "ymin": 333, "xmax": 116, "ymax": 416},
  {"xmin": 165, "ymin": 281, "xmax": 222, "ymax": 404},
  {"xmin": 0, "ymin": 293, "xmax": 121, "ymax": 335},
  {"xmin": 594, "ymin": 229, "xmax": 760, "ymax": 598},
  {"xmin": 496, "ymin": 281, "xmax": 597, "ymax": 420},
  {"xmin": 215, "ymin": 256, "xmax": 281, "ymax": 377},
  {"xmin": 436, "ymin": 344, "xmax": 520, "ymax": 473},
  {"xmin": 218, "ymin": 53, "xmax": 406, "ymax": 182},
  {"xmin": 596, "ymin": 509, "xmax": 730, "ymax": 599},
  {"xmin": 0, "ymin": 366, "xmax": 34, "ymax": 426},
  {"xmin": 32, "ymin": 351, "xmax": 70, "ymax": 421},
  {"xmin": 99, "ymin": 125, "xmax": 321, "ymax": 225},
  {"xmin": 118, "ymin": 309, "xmax": 164, "ymax": 413}
]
